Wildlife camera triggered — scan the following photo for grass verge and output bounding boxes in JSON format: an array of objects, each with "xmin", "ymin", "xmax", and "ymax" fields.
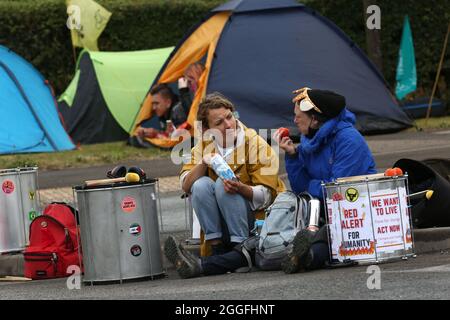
[
  {"xmin": 0, "ymin": 142, "xmax": 171, "ymax": 171},
  {"xmin": 409, "ymin": 115, "xmax": 450, "ymax": 131}
]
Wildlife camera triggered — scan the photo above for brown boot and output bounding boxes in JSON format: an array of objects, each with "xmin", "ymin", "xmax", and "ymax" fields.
[
  {"xmin": 164, "ymin": 236, "xmax": 202, "ymax": 279},
  {"xmin": 281, "ymin": 229, "xmax": 315, "ymax": 274}
]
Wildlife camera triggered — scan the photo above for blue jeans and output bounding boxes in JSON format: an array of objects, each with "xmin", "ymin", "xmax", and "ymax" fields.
[{"xmin": 191, "ymin": 176, "xmax": 251, "ymax": 244}]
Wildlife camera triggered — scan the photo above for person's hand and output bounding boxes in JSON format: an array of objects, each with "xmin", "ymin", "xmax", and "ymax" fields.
[
  {"xmin": 202, "ymin": 153, "xmax": 216, "ymax": 166},
  {"xmin": 223, "ymin": 178, "xmax": 242, "ymax": 194},
  {"xmin": 136, "ymin": 127, "xmax": 145, "ymax": 138},
  {"xmin": 143, "ymin": 128, "xmax": 158, "ymax": 139},
  {"xmin": 278, "ymin": 136, "xmax": 296, "ymax": 156},
  {"xmin": 178, "ymin": 77, "xmax": 188, "ymax": 89},
  {"xmin": 166, "ymin": 122, "xmax": 175, "ymax": 135}
]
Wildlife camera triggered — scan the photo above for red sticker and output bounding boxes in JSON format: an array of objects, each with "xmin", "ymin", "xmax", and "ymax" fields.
[
  {"xmin": 121, "ymin": 196, "xmax": 137, "ymax": 213},
  {"xmin": 2, "ymin": 180, "xmax": 15, "ymax": 194},
  {"xmin": 332, "ymin": 192, "xmax": 343, "ymax": 201}
]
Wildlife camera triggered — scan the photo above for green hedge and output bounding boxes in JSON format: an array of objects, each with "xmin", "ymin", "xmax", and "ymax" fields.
[
  {"xmin": 1, "ymin": 0, "xmax": 449, "ymax": 101},
  {"xmin": 0, "ymin": 0, "xmax": 222, "ymax": 93}
]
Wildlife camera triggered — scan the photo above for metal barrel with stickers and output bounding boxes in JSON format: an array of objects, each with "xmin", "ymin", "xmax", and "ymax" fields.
[
  {"xmin": 0, "ymin": 167, "xmax": 40, "ymax": 254},
  {"xmin": 73, "ymin": 165, "xmax": 164, "ymax": 285},
  {"xmin": 322, "ymin": 169, "xmax": 416, "ymax": 266}
]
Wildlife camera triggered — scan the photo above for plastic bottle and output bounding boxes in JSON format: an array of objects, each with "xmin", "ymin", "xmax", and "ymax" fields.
[
  {"xmin": 210, "ymin": 154, "xmax": 236, "ymax": 181},
  {"xmin": 253, "ymin": 220, "xmax": 265, "ymax": 236}
]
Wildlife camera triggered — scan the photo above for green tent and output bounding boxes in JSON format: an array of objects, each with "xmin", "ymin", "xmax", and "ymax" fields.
[{"xmin": 58, "ymin": 47, "xmax": 173, "ymax": 144}]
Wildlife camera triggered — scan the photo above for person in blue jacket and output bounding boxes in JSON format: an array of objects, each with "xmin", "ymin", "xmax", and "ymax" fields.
[{"xmin": 275, "ymin": 87, "xmax": 377, "ymax": 274}]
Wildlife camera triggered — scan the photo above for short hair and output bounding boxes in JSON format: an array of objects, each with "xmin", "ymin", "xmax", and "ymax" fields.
[
  {"xmin": 197, "ymin": 92, "xmax": 235, "ymax": 129},
  {"xmin": 150, "ymin": 83, "xmax": 175, "ymax": 101}
]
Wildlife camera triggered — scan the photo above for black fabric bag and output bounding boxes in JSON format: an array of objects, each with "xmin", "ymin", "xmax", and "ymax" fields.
[
  {"xmin": 422, "ymin": 158, "xmax": 450, "ymax": 183},
  {"xmin": 394, "ymin": 158, "xmax": 450, "ymax": 228}
]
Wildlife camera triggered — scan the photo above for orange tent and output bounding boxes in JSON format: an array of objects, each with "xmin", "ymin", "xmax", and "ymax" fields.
[{"xmin": 132, "ymin": 12, "xmax": 231, "ymax": 148}]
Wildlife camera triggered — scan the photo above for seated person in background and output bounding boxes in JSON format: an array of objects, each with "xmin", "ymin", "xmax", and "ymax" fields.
[
  {"xmin": 275, "ymin": 87, "xmax": 376, "ymax": 274},
  {"xmin": 172, "ymin": 62, "xmax": 206, "ymax": 134},
  {"xmin": 164, "ymin": 93, "xmax": 285, "ymax": 279},
  {"xmin": 136, "ymin": 83, "xmax": 187, "ymax": 139}
]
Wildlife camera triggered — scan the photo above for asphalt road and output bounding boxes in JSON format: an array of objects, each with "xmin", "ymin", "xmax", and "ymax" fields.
[
  {"xmin": 1, "ymin": 251, "xmax": 450, "ymax": 300},
  {"xmin": 37, "ymin": 129, "xmax": 450, "ymax": 189},
  {"xmin": 3, "ymin": 129, "xmax": 448, "ymax": 301},
  {"xmin": 365, "ymin": 129, "xmax": 450, "ymax": 170}
]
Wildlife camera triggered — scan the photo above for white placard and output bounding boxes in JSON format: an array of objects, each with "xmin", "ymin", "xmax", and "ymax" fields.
[{"xmin": 326, "ymin": 179, "xmax": 413, "ymax": 263}]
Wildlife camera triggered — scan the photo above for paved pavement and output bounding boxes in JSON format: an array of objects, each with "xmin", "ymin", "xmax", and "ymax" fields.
[{"xmin": 365, "ymin": 129, "xmax": 450, "ymax": 169}]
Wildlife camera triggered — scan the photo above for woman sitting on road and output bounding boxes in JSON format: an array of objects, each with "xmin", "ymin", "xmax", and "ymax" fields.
[
  {"xmin": 275, "ymin": 87, "xmax": 377, "ymax": 274},
  {"xmin": 165, "ymin": 92, "xmax": 285, "ymax": 278}
]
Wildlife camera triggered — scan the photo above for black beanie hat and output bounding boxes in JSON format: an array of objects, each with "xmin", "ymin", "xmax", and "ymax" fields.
[{"xmin": 300, "ymin": 89, "xmax": 346, "ymax": 119}]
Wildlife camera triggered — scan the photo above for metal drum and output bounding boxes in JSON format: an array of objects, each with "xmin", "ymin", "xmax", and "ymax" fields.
[
  {"xmin": 0, "ymin": 167, "xmax": 40, "ymax": 253},
  {"xmin": 74, "ymin": 179, "xmax": 164, "ymax": 284},
  {"xmin": 322, "ymin": 175, "xmax": 415, "ymax": 265}
]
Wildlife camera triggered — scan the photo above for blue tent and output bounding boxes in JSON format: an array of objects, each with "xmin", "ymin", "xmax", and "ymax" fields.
[
  {"xmin": 209, "ymin": 0, "xmax": 412, "ymax": 133},
  {"xmin": 148, "ymin": 0, "xmax": 412, "ymax": 136},
  {"xmin": 0, "ymin": 45, "xmax": 75, "ymax": 154}
]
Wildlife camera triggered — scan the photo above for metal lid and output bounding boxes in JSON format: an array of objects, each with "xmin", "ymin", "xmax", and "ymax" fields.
[
  {"xmin": 73, "ymin": 178, "xmax": 158, "ymax": 191},
  {"xmin": 0, "ymin": 167, "xmax": 38, "ymax": 176}
]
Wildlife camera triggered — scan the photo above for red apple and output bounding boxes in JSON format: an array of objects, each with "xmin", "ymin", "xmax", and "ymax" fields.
[{"xmin": 277, "ymin": 127, "xmax": 290, "ymax": 139}]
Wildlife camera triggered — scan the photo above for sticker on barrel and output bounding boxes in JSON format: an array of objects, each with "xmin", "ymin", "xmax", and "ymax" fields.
[
  {"xmin": 130, "ymin": 245, "xmax": 142, "ymax": 257},
  {"xmin": 345, "ymin": 188, "xmax": 359, "ymax": 202},
  {"xmin": 129, "ymin": 223, "xmax": 142, "ymax": 236},
  {"xmin": 2, "ymin": 180, "xmax": 15, "ymax": 194},
  {"xmin": 29, "ymin": 210, "xmax": 38, "ymax": 221},
  {"xmin": 121, "ymin": 196, "xmax": 137, "ymax": 213}
]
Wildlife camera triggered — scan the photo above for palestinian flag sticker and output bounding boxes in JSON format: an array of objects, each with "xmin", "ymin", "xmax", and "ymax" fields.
[{"xmin": 129, "ymin": 223, "xmax": 142, "ymax": 236}]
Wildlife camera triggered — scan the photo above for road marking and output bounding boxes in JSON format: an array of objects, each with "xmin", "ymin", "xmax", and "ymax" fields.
[{"xmin": 432, "ymin": 130, "xmax": 450, "ymax": 135}]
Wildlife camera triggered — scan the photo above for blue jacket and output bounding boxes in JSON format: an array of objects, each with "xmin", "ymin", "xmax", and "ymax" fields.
[{"xmin": 285, "ymin": 108, "xmax": 377, "ymax": 199}]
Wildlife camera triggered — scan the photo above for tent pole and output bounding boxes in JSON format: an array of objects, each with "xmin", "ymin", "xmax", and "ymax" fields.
[
  {"xmin": 425, "ymin": 22, "xmax": 450, "ymax": 125},
  {"xmin": 72, "ymin": 45, "xmax": 78, "ymax": 66}
]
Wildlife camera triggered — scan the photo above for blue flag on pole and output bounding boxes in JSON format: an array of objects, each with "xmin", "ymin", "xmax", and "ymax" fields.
[{"xmin": 395, "ymin": 15, "xmax": 417, "ymax": 100}]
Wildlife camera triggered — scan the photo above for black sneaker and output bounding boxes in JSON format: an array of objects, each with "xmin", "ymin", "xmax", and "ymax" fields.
[
  {"xmin": 164, "ymin": 236, "xmax": 202, "ymax": 279},
  {"xmin": 281, "ymin": 229, "xmax": 315, "ymax": 274}
]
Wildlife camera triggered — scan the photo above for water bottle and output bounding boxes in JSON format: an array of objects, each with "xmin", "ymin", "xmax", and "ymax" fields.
[
  {"xmin": 210, "ymin": 154, "xmax": 236, "ymax": 181},
  {"xmin": 253, "ymin": 220, "xmax": 264, "ymax": 236}
]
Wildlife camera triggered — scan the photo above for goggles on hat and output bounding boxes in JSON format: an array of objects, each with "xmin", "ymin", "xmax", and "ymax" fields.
[{"xmin": 292, "ymin": 87, "xmax": 323, "ymax": 114}]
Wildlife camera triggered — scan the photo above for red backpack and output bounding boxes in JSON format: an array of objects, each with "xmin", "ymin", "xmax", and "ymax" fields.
[{"xmin": 24, "ymin": 203, "xmax": 82, "ymax": 279}]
